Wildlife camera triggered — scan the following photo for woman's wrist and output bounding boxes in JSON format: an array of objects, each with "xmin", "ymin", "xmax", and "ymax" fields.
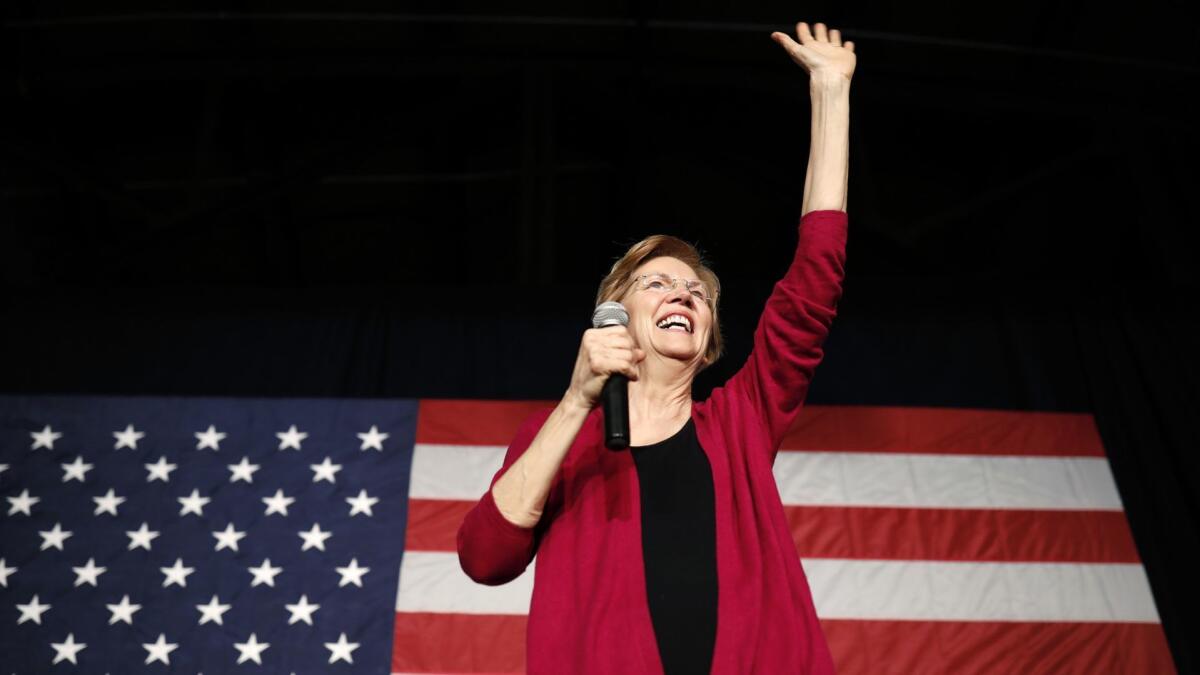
[
  {"xmin": 809, "ymin": 72, "xmax": 851, "ymax": 95},
  {"xmin": 559, "ymin": 389, "xmax": 594, "ymax": 418}
]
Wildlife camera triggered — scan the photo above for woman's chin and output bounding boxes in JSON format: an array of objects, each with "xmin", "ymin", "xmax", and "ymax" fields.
[{"xmin": 650, "ymin": 346, "xmax": 701, "ymax": 364}]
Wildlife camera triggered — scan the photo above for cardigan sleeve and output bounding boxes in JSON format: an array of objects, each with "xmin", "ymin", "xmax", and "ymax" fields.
[
  {"xmin": 456, "ymin": 408, "xmax": 557, "ymax": 586},
  {"xmin": 722, "ymin": 209, "xmax": 848, "ymax": 458}
]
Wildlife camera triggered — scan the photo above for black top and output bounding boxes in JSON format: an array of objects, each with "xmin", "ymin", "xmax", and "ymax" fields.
[{"xmin": 630, "ymin": 418, "xmax": 719, "ymax": 675}]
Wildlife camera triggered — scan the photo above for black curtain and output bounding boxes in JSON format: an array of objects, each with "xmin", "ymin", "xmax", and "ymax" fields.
[{"xmin": 1072, "ymin": 299, "xmax": 1199, "ymax": 675}]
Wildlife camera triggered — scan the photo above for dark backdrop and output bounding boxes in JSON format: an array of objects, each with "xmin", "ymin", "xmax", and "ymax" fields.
[{"xmin": 3, "ymin": 3, "xmax": 1198, "ymax": 671}]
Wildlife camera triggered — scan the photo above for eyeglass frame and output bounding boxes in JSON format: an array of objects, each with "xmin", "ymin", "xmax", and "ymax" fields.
[{"xmin": 629, "ymin": 272, "xmax": 718, "ymax": 305}]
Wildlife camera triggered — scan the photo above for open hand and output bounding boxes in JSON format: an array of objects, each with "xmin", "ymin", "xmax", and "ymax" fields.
[{"xmin": 771, "ymin": 22, "xmax": 856, "ymax": 84}]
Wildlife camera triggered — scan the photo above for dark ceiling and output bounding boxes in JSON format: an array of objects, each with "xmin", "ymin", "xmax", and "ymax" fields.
[{"xmin": 4, "ymin": 2, "xmax": 1197, "ymax": 302}]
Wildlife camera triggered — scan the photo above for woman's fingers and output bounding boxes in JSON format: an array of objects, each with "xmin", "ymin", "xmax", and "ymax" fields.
[
  {"xmin": 795, "ymin": 21, "xmax": 814, "ymax": 44},
  {"xmin": 774, "ymin": 21, "xmax": 855, "ymax": 81},
  {"xmin": 795, "ymin": 21, "xmax": 846, "ymax": 47},
  {"xmin": 598, "ymin": 354, "xmax": 639, "ymax": 380},
  {"xmin": 588, "ymin": 327, "xmax": 633, "ymax": 349},
  {"xmin": 772, "ymin": 30, "xmax": 811, "ymax": 65},
  {"xmin": 571, "ymin": 327, "xmax": 645, "ymax": 406},
  {"xmin": 771, "ymin": 31, "xmax": 800, "ymax": 52}
]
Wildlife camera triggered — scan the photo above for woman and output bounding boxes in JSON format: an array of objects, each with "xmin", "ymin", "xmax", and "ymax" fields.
[{"xmin": 458, "ymin": 21, "xmax": 854, "ymax": 675}]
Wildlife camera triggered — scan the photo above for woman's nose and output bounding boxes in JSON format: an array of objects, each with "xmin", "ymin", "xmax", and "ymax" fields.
[{"xmin": 666, "ymin": 287, "xmax": 694, "ymax": 306}]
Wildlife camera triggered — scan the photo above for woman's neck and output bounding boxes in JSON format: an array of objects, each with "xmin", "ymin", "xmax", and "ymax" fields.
[{"xmin": 627, "ymin": 357, "xmax": 695, "ymax": 425}]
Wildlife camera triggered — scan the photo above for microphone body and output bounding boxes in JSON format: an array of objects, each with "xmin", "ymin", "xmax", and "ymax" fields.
[
  {"xmin": 592, "ymin": 301, "xmax": 631, "ymax": 450},
  {"xmin": 601, "ymin": 375, "xmax": 630, "ymax": 450}
]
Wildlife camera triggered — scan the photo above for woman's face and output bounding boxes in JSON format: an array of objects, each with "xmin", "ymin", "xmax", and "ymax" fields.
[{"xmin": 621, "ymin": 256, "xmax": 713, "ymax": 368}]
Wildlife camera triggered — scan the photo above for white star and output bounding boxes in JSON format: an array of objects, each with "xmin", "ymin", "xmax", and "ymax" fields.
[
  {"xmin": 228, "ymin": 456, "xmax": 260, "ymax": 483},
  {"xmin": 39, "ymin": 522, "xmax": 72, "ymax": 551},
  {"xmin": 72, "ymin": 558, "xmax": 107, "ymax": 587},
  {"xmin": 0, "ymin": 558, "xmax": 16, "ymax": 587},
  {"xmin": 178, "ymin": 489, "xmax": 211, "ymax": 516},
  {"xmin": 276, "ymin": 424, "xmax": 308, "ymax": 451},
  {"xmin": 142, "ymin": 633, "xmax": 178, "ymax": 665},
  {"xmin": 233, "ymin": 633, "xmax": 270, "ymax": 665},
  {"xmin": 106, "ymin": 594, "xmax": 141, "ymax": 625},
  {"xmin": 0, "ymin": 463, "xmax": 7, "ymax": 476},
  {"xmin": 335, "ymin": 558, "xmax": 370, "ymax": 588},
  {"xmin": 357, "ymin": 425, "xmax": 389, "ymax": 451},
  {"xmin": 324, "ymin": 632, "xmax": 360, "ymax": 665},
  {"xmin": 247, "ymin": 559, "xmax": 283, "ymax": 587},
  {"xmin": 126, "ymin": 522, "xmax": 160, "ymax": 551},
  {"xmin": 310, "ymin": 457, "xmax": 342, "ymax": 483},
  {"xmin": 298, "ymin": 523, "xmax": 332, "ymax": 552},
  {"xmin": 61, "ymin": 455, "xmax": 95, "ymax": 482},
  {"xmin": 196, "ymin": 595, "xmax": 232, "ymax": 626},
  {"xmin": 160, "ymin": 558, "xmax": 195, "ymax": 588},
  {"xmin": 144, "ymin": 456, "xmax": 177, "ymax": 482},
  {"xmin": 262, "ymin": 488, "xmax": 295, "ymax": 516},
  {"xmin": 113, "ymin": 424, "xmax": 146, "ymax": 450},
  {"xmin": 30, "ymin": 424, "xmax": 63, "ymax": 450},
  {"xmin": 194, "ymin": 424, "xmax": 227, "ymax": 450},
  {"xmin": 7, "ymin": 488, "xmax": 39, "ymax": 516},
  {"xmin": 346, "ymin": 489, "xmax": 379, "ymax": 517},
  {"xmin": 17, "ymin": 594, "xmax": 51, "ymax": 624},
  {"xmin": 212, "ymin": 523, "xmax": 247, "ymax": 552},
  {"xmin": 50, "ymin": 633, "xmax": 86, "ymax": 665},
  {"xmin": 92, "ymin": 488, "xmax": 126, "ymax": 516},
  {"xmin": 284, "ymin": 594, "xmax": 320, "ymax": 625}
]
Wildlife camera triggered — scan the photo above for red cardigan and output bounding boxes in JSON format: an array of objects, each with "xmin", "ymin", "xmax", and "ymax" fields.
[{"xmin": 457, "ymin": 209, "xmax": 847, "ymax": 674}]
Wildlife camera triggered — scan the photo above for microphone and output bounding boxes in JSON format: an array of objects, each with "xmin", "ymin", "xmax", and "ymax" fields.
[{"xmin": 592, "ymin": 301, "xmax": 631, "ymax": 450}]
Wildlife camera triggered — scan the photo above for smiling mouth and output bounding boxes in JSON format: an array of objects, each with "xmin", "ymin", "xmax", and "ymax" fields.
[{"xmin": 656, "ymin": 314, "xmax": 692, "ymax": 333}]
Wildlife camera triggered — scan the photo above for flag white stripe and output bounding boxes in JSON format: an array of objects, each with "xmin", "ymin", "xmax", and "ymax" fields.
[
  {"xmin": 396, "ymin": 552, "xmax": 1158, "ymax": 623},
  {"xmin": 397, "ymin": 551, "xmax": 535, "ymax": 615},
  {"xmin": 410, "ymin": 444, "xmax": 1124, "ymax": 510},
  {"xmin": 773, "ymin": 452, "xmax": 1124, "ymax": 510},
  {"xmin": 806, "ymin": 559, "xmax": 1159, "ymax": 622},
  {"xmin": 410, "ymin": 444, "xmax": 507, "ymax": 501}
]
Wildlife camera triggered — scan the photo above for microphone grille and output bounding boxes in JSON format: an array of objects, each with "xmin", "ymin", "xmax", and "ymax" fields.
[{"xmin": 592, "ymin": 301, "xmax": 629, "ymax": 328}]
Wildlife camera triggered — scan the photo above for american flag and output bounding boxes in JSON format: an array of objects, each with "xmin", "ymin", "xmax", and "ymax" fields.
[
  {"xmin": 2, "ymin": 396, "xmax": 1178, "ymax": 673},
  {"xmin": 0, "ymin": 394, "xmax": 415, "ymax": 673},
  {"xmin": 395, "ymin": 400, "xmax": 1176, "ymax": 674}
]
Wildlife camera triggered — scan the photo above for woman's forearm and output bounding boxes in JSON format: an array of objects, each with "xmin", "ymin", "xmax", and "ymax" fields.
[
  {"xmin": 801, "ymin": 75, "xmax": 851, "ymax": 216},
  {"xmin": 491, "ymin": 395, "xmax": 590, "ymax": 528}
]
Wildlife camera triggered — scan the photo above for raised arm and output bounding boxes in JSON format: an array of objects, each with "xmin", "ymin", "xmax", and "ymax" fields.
[
  {"xmin": 716, "ymin": 23, "xmax": 855, "ymax": 456},
  {"xmin": 771, "ymin": 21, "xmax": 855, "ymax": 215}
]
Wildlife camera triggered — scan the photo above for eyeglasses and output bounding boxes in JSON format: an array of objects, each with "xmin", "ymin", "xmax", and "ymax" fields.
[{"xmin": 632, "ymin": 272, "xmax": 717, "ymax": 305}]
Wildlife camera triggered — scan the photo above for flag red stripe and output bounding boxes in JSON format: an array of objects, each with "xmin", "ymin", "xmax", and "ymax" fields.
[
  {"xmin": 788, "ymin": 505, "xmax": 1141, "ymax": 563},
  {"xmin": 416, "ymin": 401, "xmax": 1106, "ymax": 457},
  {"xmin": 780, "ymin": 405, "xmax": 1106, "ymax": 456},
  {"xmin": 821, "ymin": 619, "xmax": 1175, "ymax": 675},
  {"xmin": 393, "ymin": 612, "xmax": 526, "ymax": 674},
  {"xmin": 392, "ymin": 613, "xmax": 1174, "ymax": 675},
  {"xmin": 407, "ymin": 499, "xmax": 1139, "ymax": 563},
  {"xmin": 406, "ymin": 499, "xmax": 475, "ymax": 552},
  {"xmin": 416, "ymin": 400, "xmax": 554, "ymax": 445}
]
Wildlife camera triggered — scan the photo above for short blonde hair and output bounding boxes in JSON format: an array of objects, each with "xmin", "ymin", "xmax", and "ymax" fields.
[{"xmin": 595, "ymin": 235, "xmax": 723, "ymax": 368}]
